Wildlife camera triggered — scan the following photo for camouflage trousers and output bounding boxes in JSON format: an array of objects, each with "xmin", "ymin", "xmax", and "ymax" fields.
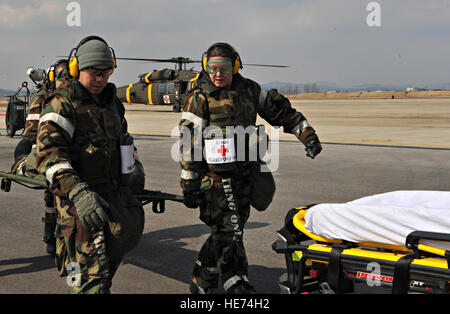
[
  {"xmin": 10, "ymin": 154, "xmax": 56, "ymax": 244},
  {"xmin": 55, "ymin": 186, "xmax": 145, "ymax": 294},
  {"xmin": 43, "ymin": 188, "xmax": 57, "ymax": 243},
  {"xmin": 192, "ymin": 171, "xmax": 253, "ymax": 291}
]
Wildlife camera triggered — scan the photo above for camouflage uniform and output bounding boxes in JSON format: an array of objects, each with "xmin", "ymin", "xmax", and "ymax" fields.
[
  {"xmin": 36, "ymin": 78, "xmax": 145, "ymax": 293},
  {"xmin": 12, "ymin": 71, "xmax": 68, "ymax": 252},
  {"xmin": 180, "ymin": 72, "xmax": 320, "ymax": 292}
]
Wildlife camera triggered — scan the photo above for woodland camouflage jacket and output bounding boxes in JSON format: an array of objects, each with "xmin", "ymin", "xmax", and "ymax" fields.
[
  {"xmin": 179, "ymin": 72, "xmax": 318, "ymax": 183},
  {"xmin": 36, "ymin": 78, "xmax": 127, "ymax": 198}
]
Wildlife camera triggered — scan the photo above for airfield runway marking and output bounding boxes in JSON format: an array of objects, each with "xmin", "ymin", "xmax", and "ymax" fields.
[{"xmin": 1, "ymin": 128, "xmax": 448, "ymax": 151}]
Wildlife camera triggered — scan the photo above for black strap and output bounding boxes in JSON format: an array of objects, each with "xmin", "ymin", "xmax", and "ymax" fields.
[
  {"xmin": 327, "ymin": 245, "xmax": 346, "ymax": 293},
  {"xmin": 392, "ymin": 254, "xmax": 415, "ymax": 294},
  {"xmin": 293, "ymin": 255, "xmax": 307, "ymax": 294}
]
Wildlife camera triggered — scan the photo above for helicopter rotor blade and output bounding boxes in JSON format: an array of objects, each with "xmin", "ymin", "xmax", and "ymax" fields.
[
  {"xmin": 59, "ymin": 55, "xmax": 289, "ymax": 68},
  {"xmin": 57, "ymin": 56, "xmax": 173, "ymax": 63},
  {"xmin": 116, "ymin": 57, "xmax": 180, "ymax": 63},
  {"xmin": 94, "ymin": 57, "xmax": 290, "ymax": 68},
  {"xmin": 116, "ymin": 57, "xmax": 202, "ymax": 64}
]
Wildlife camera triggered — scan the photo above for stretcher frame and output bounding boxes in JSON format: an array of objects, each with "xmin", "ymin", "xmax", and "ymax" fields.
[{"xmin": 272, "ymin": 206, "xmax": 450, "ymax": 294}]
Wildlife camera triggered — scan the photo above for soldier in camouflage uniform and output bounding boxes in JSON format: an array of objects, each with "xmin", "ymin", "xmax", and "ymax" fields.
[
  {"xmin": 11, "ymin": 59, "xmax": 68, "ymax": 255},
  {"xmin": 179, "ymin": 43, "xmax": 322, "ymax": 294},
  {"xmin": 35, "ymin": 36, "xmax": 145, "ymax": 293}
]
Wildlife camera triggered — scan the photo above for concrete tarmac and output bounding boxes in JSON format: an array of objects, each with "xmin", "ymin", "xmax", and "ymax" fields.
[{"xmin": 0, "ymin": 99, "xmax": 449, "ymax": 294}]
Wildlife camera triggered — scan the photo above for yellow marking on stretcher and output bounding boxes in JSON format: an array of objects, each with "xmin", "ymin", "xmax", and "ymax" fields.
[
  {"xmin": 411, "ymin": 257, "xmax": 448, "ymax": 269},
  {"xmin": 292, "ymin": 251, "xmax": 323, "ymax": 265},
  {"xmin": 294, "ymin": 244, "xmax": 449, "ymax": 269},
  {"xmin": 292, "ymin": 251, "xmax": 302, "ymax": 261},
  {"xmin": 307, "ymin": 245, "xmax": 406, "ymax": 262},
  {"xmin": 418, "ymin": 244, "xmax": 447, "ymax": 258}
]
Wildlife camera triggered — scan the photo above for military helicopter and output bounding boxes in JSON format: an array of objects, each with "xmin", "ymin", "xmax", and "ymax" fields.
[{"xmin": 115, "ymin": 56, "xmax": 288, "ymax": 112}]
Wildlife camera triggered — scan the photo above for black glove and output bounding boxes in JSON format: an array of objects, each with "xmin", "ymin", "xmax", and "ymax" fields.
[
  {"xmin": 305, "ymin": 142, "xmax": 322, "ymax": 159},
  {"xmin": 183, "ymin": 192, "xmax": 199, "ymax": 209},
  {"xmin": 304, "ymin": 134, "xmax": 322, "ymax": 159},
  {"xmin": 182, "ymin": 179, "xmax": 201, "ymax": 209}
]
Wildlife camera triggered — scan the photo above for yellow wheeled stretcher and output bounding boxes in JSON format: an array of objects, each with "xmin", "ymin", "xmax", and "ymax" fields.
[{"xmin": 272, "ymin": 206, "xmax": 450, "ymax": 294}]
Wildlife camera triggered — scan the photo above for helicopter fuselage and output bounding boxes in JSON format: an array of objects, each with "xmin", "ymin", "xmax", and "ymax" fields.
[{"xmin": 117, "ymin": 68, "xmax": 199, "ymax": 112}]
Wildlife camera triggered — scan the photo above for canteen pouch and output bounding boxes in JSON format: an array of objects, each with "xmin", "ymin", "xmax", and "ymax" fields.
[
  {"xmin": 106, "ymin": 187, "xmax": 145, "ymax": 262},
  {"xmin": 120, "ymin": 133, "xmax": 135, "ymax": 174},
  {"xmin": 250, "ymin": 161, "xmax": 276, "ymax": 211},
  {"xmin": 119, "ymin": 133, "xmax": 146, "ymax": 194},
  {"xmin": 121, "ymin": 159, "xmax": 146, "ymax": 195}
]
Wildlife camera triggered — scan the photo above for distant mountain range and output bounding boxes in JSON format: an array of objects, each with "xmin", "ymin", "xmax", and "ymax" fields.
[
  {"xmin": 0, "ymin": 88, "xmax": 31, "ymax": 98},
  {"xmin": 0, "ymin": 88, "xmax": 16, "ymax": 97},
  {"xmin": 261, "ymin": 81, "xmax": 450, "ymax": 94}
]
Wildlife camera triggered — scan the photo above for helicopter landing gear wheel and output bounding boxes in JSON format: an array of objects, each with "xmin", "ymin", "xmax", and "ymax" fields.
[{"xmin": 172, "ymin": 102, "xmax": 182, "ymax": 112}]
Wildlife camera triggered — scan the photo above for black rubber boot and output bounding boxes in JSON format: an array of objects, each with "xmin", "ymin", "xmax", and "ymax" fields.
[
  {"xmin": 43, "ymin": 212, "xmax": 57, "ymax": 256},
  {"xmin": 189, "ymin": 279, "xmax": 213, "ymax": 294},
  {"xmin": 226, "ymin": 281, "xmax": 256, "ymax": 294}
]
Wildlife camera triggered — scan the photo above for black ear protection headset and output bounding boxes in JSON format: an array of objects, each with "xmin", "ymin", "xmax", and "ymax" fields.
[
  {"xmin": 67, "ymin": 35, "xmax": 116, "ymax": 78},
  {"xmin": 202, "ymin": 42, "xmax": 243, "ymax": 75},
  {"xmin": 48, "ymin": 59, "xmax": 68, "ymax": 83}
]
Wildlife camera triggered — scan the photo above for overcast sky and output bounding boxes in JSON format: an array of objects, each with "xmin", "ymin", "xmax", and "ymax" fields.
[{"xmin": 1, "ymin": 0, "xmax": 450, "ymax": 90}]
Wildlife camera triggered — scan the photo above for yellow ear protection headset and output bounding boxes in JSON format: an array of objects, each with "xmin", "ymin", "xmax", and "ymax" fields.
[
  {"xmin": 202, "ymin": 42, "xmax": 242, "ymax": 75},
  {"xmin": 48, "ymin": 59, "xmax": 68, "ymax": 83},
  {"xmin": 68, "ymin": 35, "xmax": 116, "ymax": 78}
]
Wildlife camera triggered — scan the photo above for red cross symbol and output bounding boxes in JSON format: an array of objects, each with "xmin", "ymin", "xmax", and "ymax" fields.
[{"xmin": 217, "ymin": 145, "xmax": 228, "ymax": 157}]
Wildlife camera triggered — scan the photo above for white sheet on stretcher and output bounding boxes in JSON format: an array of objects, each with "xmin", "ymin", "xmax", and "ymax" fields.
[{"xmin": 304, "ymin": 190, "xmax": 450, "ymax": 250}]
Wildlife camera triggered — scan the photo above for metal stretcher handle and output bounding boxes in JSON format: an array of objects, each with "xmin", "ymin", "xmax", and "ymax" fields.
[{"xmin": 405, "ymin": 231, "xmax": 450, "ymax": 259}]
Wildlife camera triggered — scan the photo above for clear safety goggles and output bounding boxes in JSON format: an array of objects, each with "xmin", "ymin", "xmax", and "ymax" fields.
[{"xmin": 205, "ymin": 60, "xmax": 233, "ymax": 75}]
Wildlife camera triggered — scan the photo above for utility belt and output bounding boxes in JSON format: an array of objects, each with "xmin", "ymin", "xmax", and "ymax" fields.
[
  {"xmin": 84, "ymin": 175, "xmax": 120, "ymax": 188},
  {"xmin": 200, "ymin": 161, "xmax": 275, "ymax": 213},
  {"xmin": 203, "ymin": 124, "xmax": 269, "ymax": 173}
]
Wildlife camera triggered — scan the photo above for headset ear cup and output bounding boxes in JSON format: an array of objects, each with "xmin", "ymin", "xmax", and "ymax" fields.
[
  {"xmin": 233, "ymin": 58, "xmax": 241, "ymax": 74},
  {"xmin": 202, "ymin": 57, "xmax": 207, "ymax": 72},
  {"xmin": 111, "ymin": 58, "xmax": 116, "ymax": 75},
  {"xmin": 69, "ymin": 57, "xmax": 79, "ymax": 78},
  {"xmin": 111, "ymin": 54, "xmax": 117, "ymax": 75},
  {"xmin": 110, "ymin": 47, "xmax": 116, "ymax": 75},
  {"xmin": 49, "ymin": 71, "xmax": 55, "ymax": 82}
]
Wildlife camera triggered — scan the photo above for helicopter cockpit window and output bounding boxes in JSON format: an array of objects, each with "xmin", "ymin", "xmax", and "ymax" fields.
[
  {"xmin": 167, "ymin": 83, "xmax": 175, "ymax": 94},
  {"xmin": 158, "ymin": 83, "xmax": 166, "ymax": 94}
]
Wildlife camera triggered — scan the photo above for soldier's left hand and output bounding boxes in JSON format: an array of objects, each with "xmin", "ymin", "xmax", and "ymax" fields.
[
  {"xmin": 305, "ymin": 142, "xmax": 322, "ymax": 159},
  {"xmin": 183, "ymin": 192, "xmax": 200, "ymax": 209}
]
